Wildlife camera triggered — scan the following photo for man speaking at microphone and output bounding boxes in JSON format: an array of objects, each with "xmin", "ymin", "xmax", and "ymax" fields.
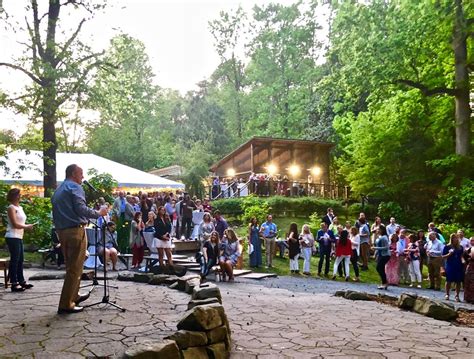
[{"xmin": 52, "ymin": 164, "xmax": 108, "ymax": 314}]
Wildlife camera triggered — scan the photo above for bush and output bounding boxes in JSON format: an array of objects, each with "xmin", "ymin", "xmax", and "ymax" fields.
[
  {"xmin": 211, "ymin": 196, "xmax": 345, "ymax": 219},
  {"xmin": 348, "ymin": 203, "xmax": 378, "ymax": 219},
  {"xmin": 211, "ymin": 198, "xmax": 243, "ymax": 215},
  {"xmin": 438, "ymin": 223, "xmax": 473, "ymax": 239},
  {"xmin": 433, "ymin": 179, "xmax": 474, "ymax": 227},
  {"xmin": 377, "ymin": 201, "xmax": 403, "ymax": 222},
  {"xmin": 240, "ymin": 195, "xmax": 270, "ymax": 224},
  {"xmin": 21, "ymin": 197, "xmax": 52, "ymax": 248},
  {"xmin": 85, "ymin": 169, "xmax": 118, "ymax": 205}
]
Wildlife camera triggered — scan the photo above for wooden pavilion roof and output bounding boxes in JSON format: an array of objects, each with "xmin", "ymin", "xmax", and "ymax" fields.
[{"xmin": 210, "ymin": 136, "xmax": 334, "ymax": 172}]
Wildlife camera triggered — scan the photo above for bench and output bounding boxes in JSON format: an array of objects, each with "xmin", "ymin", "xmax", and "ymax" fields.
[{"xmin": 0, "ymin": 258, "xmax": 9, "ymax": 288}]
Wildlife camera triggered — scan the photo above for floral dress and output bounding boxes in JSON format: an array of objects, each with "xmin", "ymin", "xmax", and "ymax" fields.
[{"xmin": 385, "ymin": 242, "xmax": 400, "ymax": 285}]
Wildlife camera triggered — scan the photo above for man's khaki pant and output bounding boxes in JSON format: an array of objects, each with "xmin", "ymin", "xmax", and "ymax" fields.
[
  {"xmin": 56, "ymin": 227, "xmax": 87, "ymax": 310},
  {"xmin": 265, "ymin": 237, "xmax": 276, "ymax": 267},
  {"xmin": 428, "ymin": 256, "xmax": 443, "ymax": 290}
]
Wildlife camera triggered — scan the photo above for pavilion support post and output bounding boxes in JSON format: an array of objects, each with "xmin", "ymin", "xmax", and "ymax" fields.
[{"xmin": 250, "ymin": 143, "xmax": 254, "ymax": 173}]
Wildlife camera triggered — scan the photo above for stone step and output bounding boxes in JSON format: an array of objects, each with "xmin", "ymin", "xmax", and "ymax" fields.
[{"xmin": 239, "ymin": 272, "xmax": 277, "ymax": 280}]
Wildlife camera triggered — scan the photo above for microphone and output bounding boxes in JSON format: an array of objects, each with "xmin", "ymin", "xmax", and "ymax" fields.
[{"xmin": 83, "ymin": 180, "xmax": 98, "ymax": 193}]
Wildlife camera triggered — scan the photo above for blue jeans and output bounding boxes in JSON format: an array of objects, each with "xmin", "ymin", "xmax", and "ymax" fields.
[
  {"xmin": 6, "ymin": 237, "xmax": 25, "ymax": 284},
  {"xmin": 199, "ymin": 256, "xmax": 216, "ymax": 277}
]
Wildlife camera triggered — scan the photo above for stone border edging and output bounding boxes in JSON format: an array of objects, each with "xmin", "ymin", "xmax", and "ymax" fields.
[
  {"xmin": 118, "ymin": 272, "xmax": 231, "ymax": 359},
  {"xmin": 335, "ymin": 290, "xmax": 458, "ymax": 321}
]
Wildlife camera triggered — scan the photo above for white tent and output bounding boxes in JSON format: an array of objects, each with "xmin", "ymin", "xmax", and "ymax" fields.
[{"xmin": 0, "ymin": 150, "xmax": 185, "ymax": 189}]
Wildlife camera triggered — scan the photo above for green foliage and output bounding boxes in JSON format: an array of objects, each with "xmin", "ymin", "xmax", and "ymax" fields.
[
  {"xmin": 348, "ymin": 203, "xmax": 378, "ymax": 220},
  {"xmin": 84, "ymin": 169, "xmax": 118, "ymax": 204},
  {"xmin": 211, "ymin": 196, "xmax": 344, "ymax": 221},
  {"xmin": 0, "ymin": 182, "xmax": 11, "ymax": 236},
  {"xmin": 438, "ymin": 223, "xmax": 473, "ymax": 240},
  {"xmin": 21, "ymin": 197, "xmax": 52, "ymax": 248},
  {"xmin": 86, "ymin": 34, "xmax": 176, "ymax": 171},
  {"xmin": 377, "ymin": 202, "xmax": 403, "ymax": 222},
  {"xmin": 211, "ymin": 198, "xmax": 243, "ymax": 216},
  {"xmin": 240, "ymin": 195, "xmax": 270, "ymax": 224},
  {"xmin": 1, "ymin": 182, "xmax": 52, "ymax": 249},
  {"xmin": 433, "ymin": 180, "xmax": 474, "ymax": 227}
]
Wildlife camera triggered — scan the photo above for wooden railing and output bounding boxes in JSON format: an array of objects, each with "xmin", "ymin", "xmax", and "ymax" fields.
[{"xmin": 208, "ymin": 180, "xmax": 349, "ymax": 200}]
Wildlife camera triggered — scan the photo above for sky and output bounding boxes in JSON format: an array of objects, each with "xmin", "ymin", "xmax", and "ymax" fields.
[{"xmin": 0, "ymin": 0, "xmax": 326, "ymax": 135}]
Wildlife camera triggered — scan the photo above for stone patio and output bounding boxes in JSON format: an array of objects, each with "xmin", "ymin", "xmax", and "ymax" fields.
[{"xmin": 1, "ymin": 269, "xmax": 473, "ymax": 358}]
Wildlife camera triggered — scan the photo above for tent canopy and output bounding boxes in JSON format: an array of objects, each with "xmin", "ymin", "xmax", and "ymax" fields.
[{"xmin": 0, "ymin": 150, "xmax": 185, "ymax": 189}]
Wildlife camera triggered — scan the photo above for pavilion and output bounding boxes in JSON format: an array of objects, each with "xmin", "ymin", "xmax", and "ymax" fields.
[{"xmin": 210, "ymin": 137, "xmax": 334, "ymax": 184}]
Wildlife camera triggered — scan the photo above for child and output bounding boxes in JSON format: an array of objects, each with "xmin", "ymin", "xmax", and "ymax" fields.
[{"xmin": 405, "ymin": 234, "xmax": 422, "ymax": 288}]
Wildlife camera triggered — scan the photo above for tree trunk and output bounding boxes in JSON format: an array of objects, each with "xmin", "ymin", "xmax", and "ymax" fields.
[
  {"xmin": 41, "ymin": 0, "xmax": 61, "ymax": 196},
  {"xmin": 43, "ymin": 118, "xmax": 57, "ymax": 196},
  {"xmin": 453, "ymin": 0, "xmax": 471, "ymax": 156}
]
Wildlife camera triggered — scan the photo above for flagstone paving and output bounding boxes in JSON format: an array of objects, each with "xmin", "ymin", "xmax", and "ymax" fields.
[{"xmin": 0, "ymin": 269, "xmax": 473, "ymax": 358}]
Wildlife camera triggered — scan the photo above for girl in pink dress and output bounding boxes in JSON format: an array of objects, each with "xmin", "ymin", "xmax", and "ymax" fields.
[{"xmin": 385, "ymin": 233, "xmax": 400, "ymax": 285}]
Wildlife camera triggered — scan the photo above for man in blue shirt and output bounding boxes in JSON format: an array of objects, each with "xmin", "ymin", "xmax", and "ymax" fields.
[
  {"xmin": 260, "ymin": 214, "xmax": 277, "ymax": 268},
  {"xmin": 316, "ymin": 222, "xmax": 336, "ymax": 276},
  {"xmin": 52, "ymin": 164, "xmax": 107, "ymax": 314}
]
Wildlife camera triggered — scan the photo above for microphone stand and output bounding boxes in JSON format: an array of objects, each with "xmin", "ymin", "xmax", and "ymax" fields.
[{"xmin": 83, "ymin": 215, "xmax": 125, "ymax": 312}]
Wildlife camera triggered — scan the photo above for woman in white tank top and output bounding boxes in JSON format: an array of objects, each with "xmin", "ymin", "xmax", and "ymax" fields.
[{"xmin": 5, "ymin": 188, "xmax": 35, "ymax": 292}]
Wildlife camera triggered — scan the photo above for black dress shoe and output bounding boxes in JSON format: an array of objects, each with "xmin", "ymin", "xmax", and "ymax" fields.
[
  {"xmin": 75, "ymin": 292, "xmax": 90, "ymax": 305},
  {"xmin": 11, "ymin": 284, "xmax": 25, "ymax": 292},
  {"xmin": 57, "ymin": 306, "xmax": 84, "ymax": 314},
  {"xmin": 21, "ymin": 282, "xmax": 34, "ymax": 289}
]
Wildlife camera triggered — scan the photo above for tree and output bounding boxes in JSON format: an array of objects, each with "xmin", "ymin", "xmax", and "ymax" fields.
[
  {"xmin": 328, "ymin": 0, "xmax": 473, "ymax": 156},
  {"xmin": 245, "ymin": 1, "xmax": 322, "ymax": 138},
  {"xmin": 0, "ymin": 0, "xmax": 106, "ymax": 196},
  {"xmin": 85, "ymin": 34, "xmax": 162, "ymax": 171},
  {"xmin": 209, "ymin": 6, "xmax": 248, "ymax": 140}
]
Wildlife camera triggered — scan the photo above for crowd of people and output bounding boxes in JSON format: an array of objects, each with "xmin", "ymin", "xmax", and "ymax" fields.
[
  {"xmin": 4, "ymin": 173, "xmax": 474, "ymax": 310},
  {"xmin": 211, "ymin": 173, "xmax": 328, "ymax": 199},
  {"xmin": 247, "ymin": 208, "xmax": 474, "ymax": 304}
]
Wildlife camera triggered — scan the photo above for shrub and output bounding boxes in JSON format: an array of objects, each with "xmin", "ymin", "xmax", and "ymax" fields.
[
  {"xmin": 433, "ymin": 179, "xmax": 474, "ymax": 228},
  {"xmin": 377, "ymin": 201, "xmax": 403, "ymax": 222},
  {"xmin": 21, "ymin": 197, "xmax": 52, "ymax": 248},
  {"xmin": 211, "ymin": 196, "xmax": 345, "ymax": 219},
  {"xmin": 85, "ymin": 169, "xmax": 118, "ymax": 205},
  {"xmin": 211, "ymin": 198, "xmax": 243, "ymax": 215},
  {"xmin": 348, "ymin": 203, "xmax": 378, "ymax": 219}
]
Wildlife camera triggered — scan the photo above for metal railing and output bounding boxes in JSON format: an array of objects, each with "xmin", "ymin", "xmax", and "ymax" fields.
[{"xmin": 208, "ymin": 180, "xmax": 349, "ymax": 200}]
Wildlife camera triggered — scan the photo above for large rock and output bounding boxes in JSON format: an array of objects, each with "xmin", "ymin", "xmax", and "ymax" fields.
[
  {"xmin": 117, "ymin": 271, "xmax": 135, "ymax": 282},
  {"xmin": 29, "ymin": 272, "xmax": 65, "ymax": 281},
  {"xmin": 177, "ymin": 305, "xmax": 223, "ymax": 331},
  {"xmin": 168, "ymin": 282, "xmax": 179, "ymax": 290},
  {"xmin": 182, "ymin": 346, "xmax": 209, "ymax": 359},
  {"xmin": 192, "ymin": 283, "xmax": 222, "ymax": 303},
  {"xmin": 201, "ymin": 303, "xmax": 231, "ymax": 338},
  {"xmin": 398, "ymin": 293, "xmax": 418, "ymax": 310},
  {"xmin": 188, "ymin": 298, "xmax": 221, "ymax": 310},
  {"xmin": 177, "ymin": 274, "xmax": 201, "ymax": 291},
  {"xmin": 345, "ymin": 291, "xmax": 371, "ymax": 301},
  {"xmin": 123, "ymin": 339, "xmax": 179, "ymax": 358},
  {"xmin": 412, "ymin": 296, "xmax": 458, "ymax": 321},
  {"xmin": 185, "ymin": 278, "xmax": 201, "ymax": 294},
  {"xmin": 133, "ymin": 273, "xmax": 153, "ymax": 283},
  {"xmin": 206, "ymin": 325, "xmax": 227, "ymax": 345},
  {"xmin": 334, "ymin": 290, "xmax": 347, "ymax": 297},
  {"xmin": 165, "ymin": 330, "xmax": 207, "ymax": 349},
  {"xmin": 206, "ymin": 342, "xmax": 228, "ymax": 359},
  {"xmin": 149, "ymin": 274, "xmax": 173, "ymax": 286}
]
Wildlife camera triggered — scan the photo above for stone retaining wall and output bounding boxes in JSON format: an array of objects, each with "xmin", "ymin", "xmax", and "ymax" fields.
[{"xmin": 119, "ymin": 272, "xmax": 230, "ymax": 359}]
